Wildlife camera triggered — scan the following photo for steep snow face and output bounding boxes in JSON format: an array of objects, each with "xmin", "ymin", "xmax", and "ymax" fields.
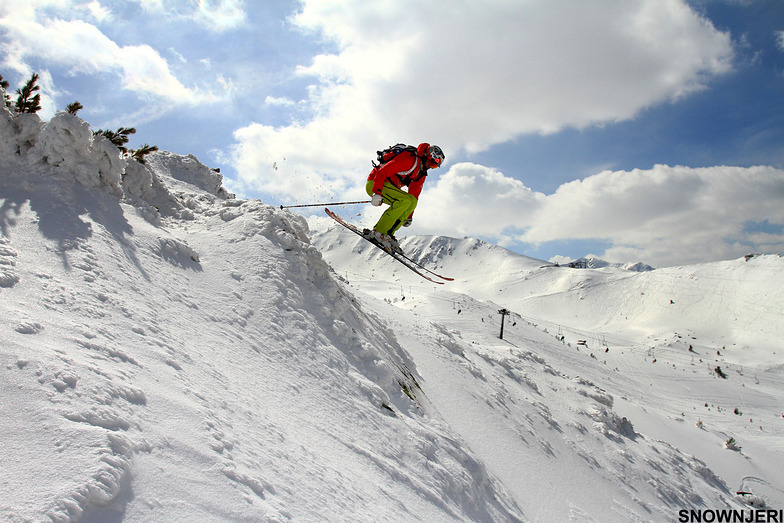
[
  {"xmin": 367, "ymin": 293, "xmax": 743, "ymax": 522},
  {"xmin": 0, "ymin": 112, "xmax": 523, "ymax": 521},
  {"xmin": 143, "ymin": 151, "xmax": 233, "ymax": 200}
]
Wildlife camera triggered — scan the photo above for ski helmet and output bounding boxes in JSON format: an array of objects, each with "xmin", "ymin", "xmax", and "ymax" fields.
[{"xmin": 428, "ymin": 145, "xmax": 445, "ymax": 166}]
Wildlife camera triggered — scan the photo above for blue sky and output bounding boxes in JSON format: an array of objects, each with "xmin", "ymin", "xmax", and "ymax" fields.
[{"xmin": 1, "ymin": 0, "xmax": 783, "ymax": 267}]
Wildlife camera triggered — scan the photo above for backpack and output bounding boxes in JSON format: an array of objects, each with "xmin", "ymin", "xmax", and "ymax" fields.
[{"xmin": 372, "ymin": 143, "xmax": 418, "ymax": 168}]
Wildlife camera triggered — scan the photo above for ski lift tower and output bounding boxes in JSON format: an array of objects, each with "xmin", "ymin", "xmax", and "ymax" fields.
[{"xmin": 498, "ymin": 308, "xmax": 511, "ymax": 339}]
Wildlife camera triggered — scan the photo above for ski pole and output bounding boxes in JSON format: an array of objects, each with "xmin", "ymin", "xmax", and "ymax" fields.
[{"xmin": 279, "ymin": 200, "xmax": 371, "ymax": 210}]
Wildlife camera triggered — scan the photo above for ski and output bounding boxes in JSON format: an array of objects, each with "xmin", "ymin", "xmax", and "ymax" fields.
[
  {"xmin": 393, "ymin": 250, "xmax": 454, "ymax": 281},
  {"xmin": 327, "ymin": 210, "xmax": 453, "ymax": 281},
  {"xmin": 325, "ymin": 208, "xmax": 448, "ymax": 285}
]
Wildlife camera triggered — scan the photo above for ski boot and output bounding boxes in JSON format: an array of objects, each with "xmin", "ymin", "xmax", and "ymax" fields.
[
  {"xmin": 363, "ymin": 229, "xmax": 395, "ymax": 253},
  {"xmin": 388, "ymin": 235, "xmax": 404, "ymax": 255}
]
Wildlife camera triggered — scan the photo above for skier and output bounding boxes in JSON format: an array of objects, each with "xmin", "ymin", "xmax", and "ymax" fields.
[{"xmin": 364, "ymin": 142, "xmax": 445, "ymax": 253}]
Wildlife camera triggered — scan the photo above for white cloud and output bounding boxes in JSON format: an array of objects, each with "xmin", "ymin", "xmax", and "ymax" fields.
[
  {"xmin": 169, "ymin": 47, "xmax": 187, "ymax": 64},
  {"xmin": 229, "ymin": 120, "xmax": 372, "ymax": 204},
  {"xmin": 776, "ymin": 31, "xmax": 784, "ymax": 52},
  {"xmin": 227, "ymin": 0, "xmax": 734, "ymax": 200},
  {"xmin": 83, "ymin": 1, "xmax": 111, "ymax": 22},
  {"xmin": 415, "ymin": 163, "xmax": 544, "ymax": 238},
  {"xmin": 265, "ymin": 96, "xmax": 297, "ymax": 107},
  {"xmin": 132, "ymin": 0, "xmax": 246, "ymax": 32},
  {"xmin": 413, "ymin": 163, "xmax": 784, "ymax": 267},
  {"xmin": 194, "ymin": 0, "xmax": 246, "ymax": 32},
  {"xmin": 0, "ymin": 2, "xmax": 227, "ymax": 112}
]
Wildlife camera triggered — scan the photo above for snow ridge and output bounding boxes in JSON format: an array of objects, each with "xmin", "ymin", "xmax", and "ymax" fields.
[
  {"xmin": 0, "ymin": 107, "xmax": 523, "ymax": 521},
  {"xmin": 568, "ymin": 255, "xmax": 655, "ymax": 271}
]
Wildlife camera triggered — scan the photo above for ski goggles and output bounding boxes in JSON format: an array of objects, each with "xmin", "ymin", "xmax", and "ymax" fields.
[{"xmin": 428, "ymin": 145, "xmax": 445, "ymax": 166}]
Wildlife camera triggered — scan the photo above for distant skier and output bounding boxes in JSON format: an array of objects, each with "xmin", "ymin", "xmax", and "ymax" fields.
[{"xmin": 364, "ymin": 142, "xmax": 445, "ymax": 253}]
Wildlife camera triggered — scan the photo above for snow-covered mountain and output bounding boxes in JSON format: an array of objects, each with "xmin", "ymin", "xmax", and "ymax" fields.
[
  {"xmin": 2, "ymin": 105, "xmax": 782, "ymax": 522},
  {"xmin": 564, "ymin": 255, "xmax": 655, "ymax": 272},
  {"xmin": 310, "ymin": 215, "xmax": 784, "ymax": 519}
]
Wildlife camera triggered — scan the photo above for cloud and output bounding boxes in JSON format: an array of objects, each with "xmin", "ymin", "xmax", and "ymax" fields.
[
  {"xmin": 229, "ymin": 120, "xmax": 371, "ymax": 204},
  {"xmin": 412, "ymin": 163, "xmax": 784, "ymax": 267},
  {"xmin": 415, "ymin": 163, "xmax": 544, "ymax": 238},
  {"xmin": 226, "ymin": 0, "xmax": 734, "ymax": 199},
  {"xmin": 193, "ymin": 0, "xmax": 246, "ymax": 32},
  {"xmin": 0, "ymin": 1, "xmax": 227, "ymax": 114},
  {"xmin": 83, "ymin": 1, "xmax": 111, "ymax": 22},
  {"xmin": 133, "ymin": 0, "xmax": 246, "ymax": 32},
  {"xmin": 265, "ymin": 96, "xmax": 297, "ymax": 107},
  {"xmin": 169, "ymin": 47, "xmax": 187, "ymax": 64}
]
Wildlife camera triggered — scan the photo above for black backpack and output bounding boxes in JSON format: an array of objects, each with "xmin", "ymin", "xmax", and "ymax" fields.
[{"xmin": 372, "ymin": 143, "xmax": 418, "ymax": 168}]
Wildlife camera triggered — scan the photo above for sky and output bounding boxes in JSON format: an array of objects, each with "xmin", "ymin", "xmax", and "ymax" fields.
[{"xmin": 1, "ymin": 0, "xmax": 783, "ymax": 268}]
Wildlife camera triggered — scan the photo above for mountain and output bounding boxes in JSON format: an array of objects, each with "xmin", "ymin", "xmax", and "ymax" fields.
[
  {"xmin": 2, "ymin": 105, "xmax": 782, "ymax": 521},
  {"xmin": 311, "ymin": 214, "xmax": 784, "ymax": 519},
  {"xmin": 565, "ymin": 255, "xmax": 655, "ymax": 272}
]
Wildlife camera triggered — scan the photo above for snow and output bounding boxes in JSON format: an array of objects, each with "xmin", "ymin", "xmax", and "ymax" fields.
[
  {"xmin": 565, "ymin": 255, "xmax": 655, "ymax": 272},
  {"xmin": 1, "ymin": 102, "xmax": 782, "ymax": 521},
  {"xmin": 310, "ymin": 218, "xmax": 784, "ymax": 520}
]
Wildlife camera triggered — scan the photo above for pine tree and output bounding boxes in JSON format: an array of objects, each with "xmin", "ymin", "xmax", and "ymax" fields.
[
  {"xmin": 66, "ymin": 101, "xmax": 84, "ymax": 115},
  {"xmin": 94, "ymin": 127, "xmax": 136, "ymax": 154},
  {"xmin": 14, "ymin": 73, "xmax": 42, "ymax": 114},
  {"xmin": 131, "ymin": 144, "xmax": 159, "ymax": 164}
]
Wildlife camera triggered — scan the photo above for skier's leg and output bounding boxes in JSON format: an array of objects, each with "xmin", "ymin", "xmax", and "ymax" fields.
[
  {"xmin": 374, "ymin": 183, "xmax": 416, "ymax": 235},
  {"xmin": 389, "ymin": 196, "xmax": 417, "ymax": 235}
]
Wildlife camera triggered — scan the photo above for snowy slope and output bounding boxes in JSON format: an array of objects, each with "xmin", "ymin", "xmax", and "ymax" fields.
[
  {"xmin": 1, "ymin": 109, "xmax": 522, "ymax": 521},
  {"xmin": 2, "ymin": 102, "xmax": 782, "ymax": 522},
  {"xmin": 311, "ymin": 215, "xmax": 784, "ymax": 519}
]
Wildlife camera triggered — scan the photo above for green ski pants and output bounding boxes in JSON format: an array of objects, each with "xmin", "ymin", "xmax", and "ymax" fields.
[{"xmin": 366, "ymin": 180, "xmax": 418, "ymax": 236}]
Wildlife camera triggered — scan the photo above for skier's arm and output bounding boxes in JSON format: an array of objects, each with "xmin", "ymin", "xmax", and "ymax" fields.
[
  {"xmin": 372, "ymin": 154, "xmax": 417, "ymax": 195},
  {"xmin": 404, "ymin": 173, "xmax": 426, "ymax": 219},
  {"xmin": 408, "ymin": 175, "xmax": 425, "ymax": 200}
]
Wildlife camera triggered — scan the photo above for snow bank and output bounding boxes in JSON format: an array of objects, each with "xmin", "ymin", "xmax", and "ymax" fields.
[
  {"xmin": 0, "ymin": 103, "xmax": 21, "ymax": 157},
  {"xmin": 0, "ymin": 235, "xmax": 19, "ymax": 287},
  {"xmin": 144, "ymin": 151, "xmax": 232, "ymax": 200},
  {"xmin": 0, "ymin": 108, "xmax": 126, "ymax": 196},
  {"xmin": 0, "ymin": 103, "xmax": 230, "ymax": 219}
]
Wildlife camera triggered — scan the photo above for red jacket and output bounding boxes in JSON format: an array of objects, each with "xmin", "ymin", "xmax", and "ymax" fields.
[{"xmin": 367, "ymin": 142, "xmax": 430, "ymax": 200}]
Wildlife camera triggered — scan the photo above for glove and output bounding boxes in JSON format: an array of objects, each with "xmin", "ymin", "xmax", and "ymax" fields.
[
  {"xmin": 371, "ymin": 193, "xmax": 383, "ymax": 206},
  {"xmin": 403, "ymin": 217, "xmax": 413, "ymax": 227}
]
